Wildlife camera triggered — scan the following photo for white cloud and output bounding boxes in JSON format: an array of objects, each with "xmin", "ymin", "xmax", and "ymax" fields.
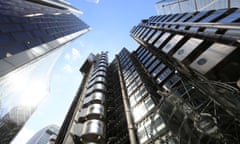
[
  {"xmin": 72, "ymin": 48, "xmax": 80, "ymax": 60},
  {"xmin": 62, "ymin": 64, "xmax": 73, "ymax": 73},
  {"xmin": 64, "ymin": 53, "xmax": 71, "ymax": 61},
  {"xmin": 72, "ymin": 48, "xmax": 80, "ymax": 57},
  {"xmin": 85, "ymin": 0, "xmax": 100, "ymax": 4},
  {"xmin": 11, "ymin": 127, "xmax": 35, "ymax": 144}
]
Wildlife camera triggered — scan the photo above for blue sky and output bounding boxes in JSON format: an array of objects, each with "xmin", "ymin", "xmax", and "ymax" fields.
[{"xmin": 12, "ymin": 0, "xmax": 158, "ymax": 143}]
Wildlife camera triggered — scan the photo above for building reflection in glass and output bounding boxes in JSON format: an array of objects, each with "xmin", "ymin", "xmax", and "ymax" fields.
[{"xmin": 0, "ymin": 46, "xmax": 64, "ymax": 143}]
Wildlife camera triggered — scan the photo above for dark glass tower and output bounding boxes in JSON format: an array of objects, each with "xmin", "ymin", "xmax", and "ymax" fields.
[
  {"xmin": 57, "ymin": 7, "xmax": 240, "ymax": 144},
  {"xmin": 0, "ymin": 0, "xmax": 89, "ymax": 77},
  {"xmin": 0, "ymin": 0, "xmax": 89, "ymax": 143}
]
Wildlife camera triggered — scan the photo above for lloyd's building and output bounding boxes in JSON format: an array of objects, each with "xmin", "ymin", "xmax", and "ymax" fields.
[
  {"xmin": 0, "ymin": 0, "xmax": 90, "ymax": 143},
  {"xmin": 56, "ymin": 0, "xmax": 240, "ymax": 144}
]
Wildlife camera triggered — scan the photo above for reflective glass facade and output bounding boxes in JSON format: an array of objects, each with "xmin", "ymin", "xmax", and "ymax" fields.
[
  {"xmin": 0, "ymin": 0, "xmax": 89, "ymax": 77},
  {"xmin": 155, "ymin": 0, "xmax": 240, "ymax": 15},
  {"xmin": 0, "ymin": 0, "xmax": 89, "ymax": 143},
  {"xmin": 130, "ymin": 7, "xmax": 240, "ymax": 143},
  {"xmin": 26, "ymin": 124, "xmax": 59, "ymax": 144}
]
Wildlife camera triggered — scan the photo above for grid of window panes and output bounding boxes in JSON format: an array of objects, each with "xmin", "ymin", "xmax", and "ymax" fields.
[
  {"xmin": 131, "ymin": 8, "xmax": 240, "ymax": 143},
  {"xmin": 118, "ymin": 49, "xmax": 173, "ymax": 144},
  {"xmin": 135, "ymin": 47, "xmax": 182, "ymax": 92},
  {"xmin": 0, "ymin": 0, "xmax": 89, "ymax": 59}
]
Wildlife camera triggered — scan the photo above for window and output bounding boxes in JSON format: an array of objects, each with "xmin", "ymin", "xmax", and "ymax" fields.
[
  {"xmin": 144, "ymin": 55, "xmax": 156, "ymax": 68},
  {"xmin": 154, "ymin": 32, "xmax": 170, "ymax": 48},
  {"xmin": 161, "ymin": 34, "xmax": 183, "ymax": 54},
  {"xmin": 163, "ymin": 74, "xmax": 181, "ymax": 90},
  {"xmin": 143, "ymin": 29, "xmax": 155, "ymax": 41},
  {"xmin": 156, "ymin": 68, "xmax": 173, "ymax": 84},
  {"xmin": 148, "ymin": 31, "xmax": 162, "ymax": 44},
  {"xmin": 147, "ymin": 59, "xmax": 161, "ymax": 73},
  {"xmin": 151, "ymin": 63, "xmax": 166, "ymax": 77},
  {"xmin": 200, "ymin": 9, "xmax": 227, "ymax": 22}
]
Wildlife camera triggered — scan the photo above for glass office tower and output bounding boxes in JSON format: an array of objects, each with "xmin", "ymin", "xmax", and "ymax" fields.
[
  {"xmin": 57, "ymin": 7, "xmax": 240, "ymax": 144},
  {"xmin": 155, "ymin": 0, "xmax": 240, "ymax": 15},
  {"xmin": 0, "ymin": 0, "xmax": 90, "ymax": 143},
  {"xmin": 27, "ymin": 124, "xmax": 59, "ymax": 144}
]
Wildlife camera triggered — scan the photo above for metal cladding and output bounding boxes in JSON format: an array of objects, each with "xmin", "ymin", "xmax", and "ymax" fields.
[
  {"xmin": 72, "ymin": 52, "xmax": 108, "ymax": 144},
  {"xmin": 129, "ymin": 7, "xmax": 240, "ymax": 144},
  {"xmin": 58, "ymin": 6, "xmax": 240, "ymax": 144}
]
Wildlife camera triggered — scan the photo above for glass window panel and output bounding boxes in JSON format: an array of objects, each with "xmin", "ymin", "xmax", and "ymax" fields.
[
  {"xmin": 144, "ymin": 97, "xmax": 155, "ymax": 111},
  {"xmin": 142, "ymin": 52, "xmax": 153, "ymax": 65},
  {"xmin": 139, "ymin": 28, "xmax": 151, "ymax": 39},
  {"xmin": 161, "ymin": 35, "xmax": 184, "ymax": 54},
  {"xmin": 132, "ymin": 103, "xmax": 148, "ymax": 122},
  {"xmin": 154, "ymin": 32, "xmax": 170, "ymax": 48},
  {"xmin": 200, "ymin": 9, "xmax": 227, "ymax": 22},
  {"xmin": 151, "ymin": 63, "xmax": 166, "ymax": 77},
  {"xmin": 144, "ymin": 56, "xmax": 156, "ymax": 68},
  {"xmin": 187, "ymin": 11, "xmax": 209, "ymax": 22},
  {"xmin": 163, "ymin": 74, "xmax": 181, "ymax": 90},
  {"xmin": 148, "ymin": 31, "xmax": 162, "ymax": 44},
  {"xmin": 147, "ymin": 59, "xmax": 161, "ymax": 73},
  {"xmin": 156, "ymin": 68, "xmax": 173, "ymax": 84},
  {"xmin": 143, "ymin": 29, "xmax": 155, "ymax": 41},
  {"xmin": 218, "ymin": 10, "xmax": 240, "ymax": 22},
  {"xmin": 137, "ymin": 126, "xmax": 148, "ymax": 144}
]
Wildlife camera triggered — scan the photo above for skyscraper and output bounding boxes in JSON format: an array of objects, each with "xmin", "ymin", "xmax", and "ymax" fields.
[
  {"xmin": 0, "ymin": 0, "xmax": 90, "ymax": 143},
  {"xmin": 0, "ymin": 0, "xmax": 90, "ymax": 77},
  {"xmin": 26, "ymin": 124, "xmax": 59, "ymax": 144},
  {"xmin": 57, "ymin": 7, "xmax": 240, "ymax": 144},
  {"xmin": 155, "ymin": 0, "xmax": 240, "ymax": 15}
]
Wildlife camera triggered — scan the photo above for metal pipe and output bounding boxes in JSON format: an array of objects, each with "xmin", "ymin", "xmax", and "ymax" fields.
[
  {"xmin": 177, "ymin": 0, "xmax": 182, "ymax": 13},
  {"xmin": 227, "ymin": 0, "xmax": 231, "ymax": 8},
  {"xmin": 194, "ymin": 0, "xmax": 198, "ymax": 11},
  {"xmin": 116, "ymin": 57, "xmax": 138, "ymax": 144}
]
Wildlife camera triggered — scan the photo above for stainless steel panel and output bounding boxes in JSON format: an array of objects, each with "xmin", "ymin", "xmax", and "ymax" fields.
[
  {"xmin": 154, "ymin": 32, "xmax": 170, "ymax": 48},
  {"xmin": 95, "ymin": 83, "xmax": 106, "ymax": 91},
  {"xmin": 79, "ymin": 108, "xmax": 87, "ymax": 118},
  {"xmin": 148, "ymin": 31, "xmax": 162, "ymax": 44},
  {"xmin": 72, "ymin": 123, "xmax": 82, "ymax": 137},
  {"xmin": 87, "ymin": 104, "xmax": 104, "ymax": 116},
  {"xmin": 92, "ymin": 92, "xmax": 105, "ymax": 102},
  {"xmin": 81, "ymin": 119, "xmax": 105, "ymax": 136},
  {"xmin": 161, "ymin": 34, "xmax": 184, "ymax": 54},
  {"xmin": 83, "ymin": 96, "xmax": 91, "ymax": 105},
  {"xmin": 173, "ymin": 38, "xmax": 203, "ymax": 62},
  {"xmin": 190, "ymin": 43, "xmax": 236, "ymax": 74},
  {"xmin": 95, "ymin": 76, "xmax": 106, "ymax": 83}
]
